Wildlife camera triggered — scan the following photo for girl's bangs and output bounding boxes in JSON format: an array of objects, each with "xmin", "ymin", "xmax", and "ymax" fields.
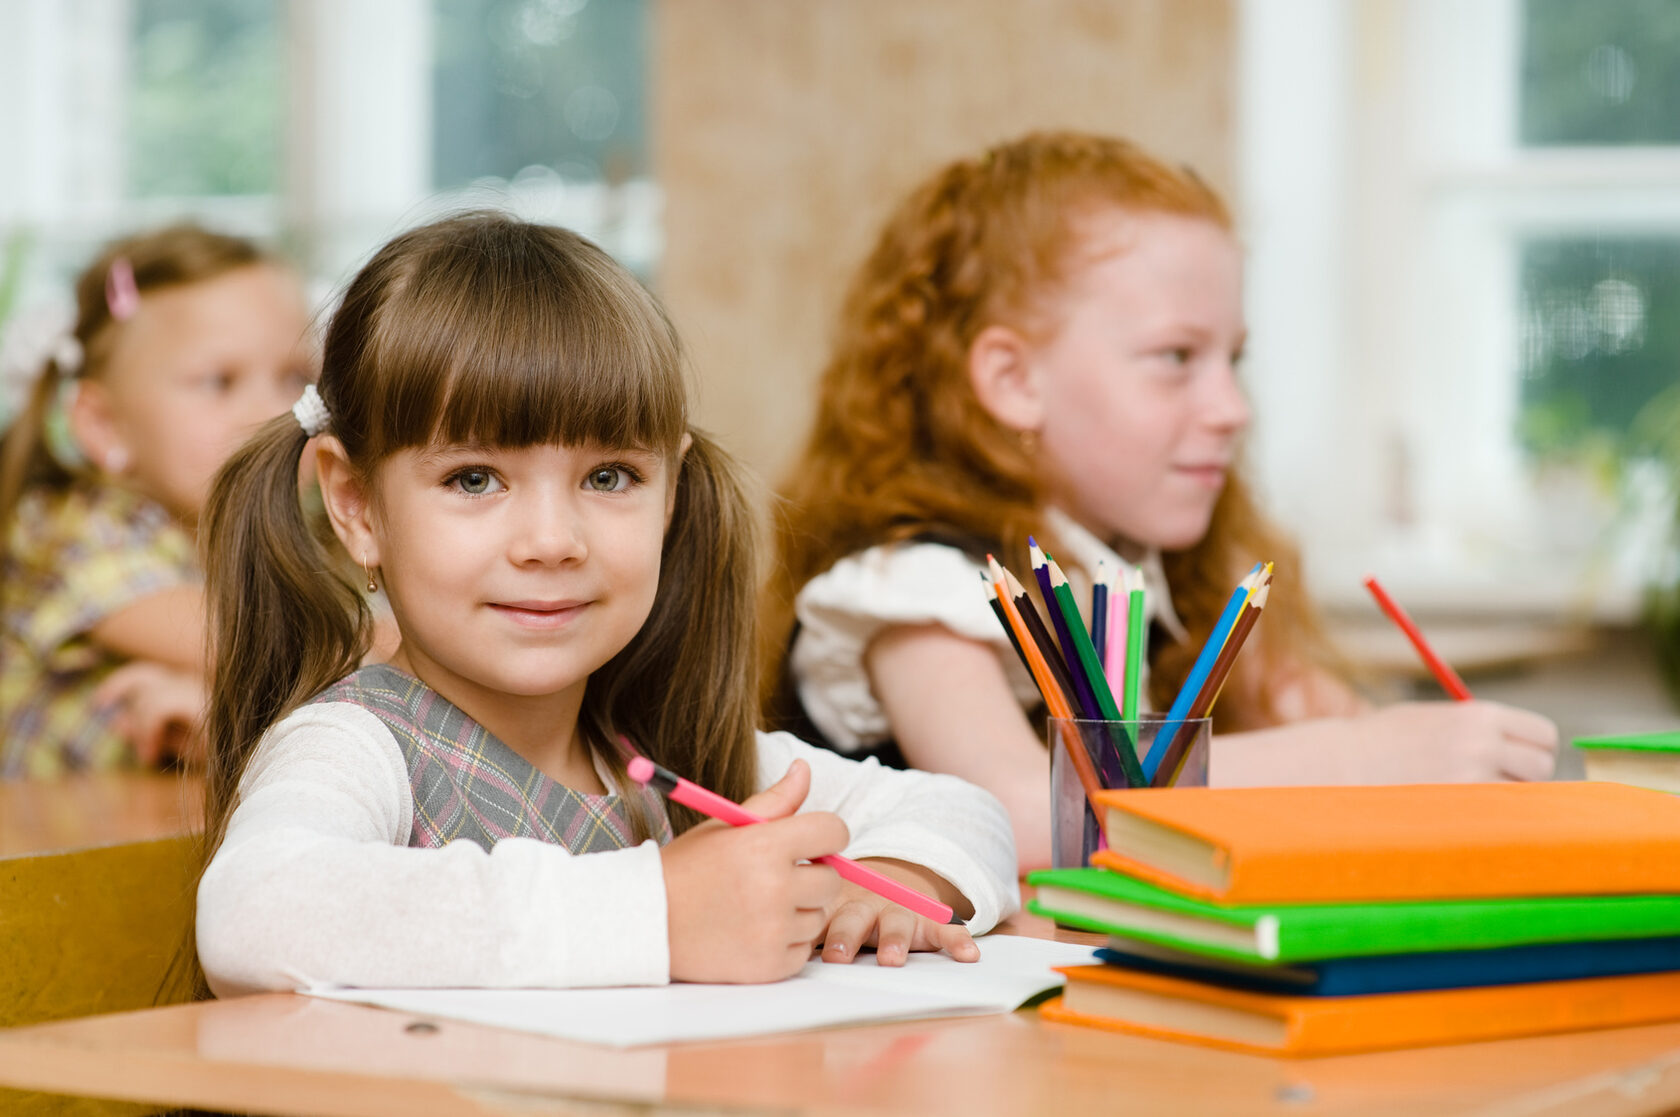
[{"xmin": 360, "ymin": 224, "xmax": 686, "ymax": 457}]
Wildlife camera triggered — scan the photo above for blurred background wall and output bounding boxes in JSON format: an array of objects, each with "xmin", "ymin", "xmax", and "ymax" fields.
[
  {"xmin": 4, "ymin": 0, "xmax": 1680, "ymax": 739},
  {"xmin": 653, "ymin": 0, "xmax": 1233, "ymax": 481}
]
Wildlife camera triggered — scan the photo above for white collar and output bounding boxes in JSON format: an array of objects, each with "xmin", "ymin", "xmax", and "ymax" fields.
[{"xmin": 1041, "ymin": 507, "xmax": 1190, "ymax": 644}]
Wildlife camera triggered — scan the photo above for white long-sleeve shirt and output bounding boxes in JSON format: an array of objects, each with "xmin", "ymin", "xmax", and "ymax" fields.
[{"xmin": 197, "ymin": 702, "xmax": 1020, "ymax": 996}]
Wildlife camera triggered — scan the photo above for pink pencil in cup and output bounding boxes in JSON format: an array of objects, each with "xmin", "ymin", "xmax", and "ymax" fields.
[{"xmin": 626, "ymin": 756, "xmax": 960, "ymax": 925}]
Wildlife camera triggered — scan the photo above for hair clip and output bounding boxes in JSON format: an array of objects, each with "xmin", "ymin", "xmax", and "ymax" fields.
[{"xmin": 106, "ymin": 257, "xmax": 140, "ymax": 321}]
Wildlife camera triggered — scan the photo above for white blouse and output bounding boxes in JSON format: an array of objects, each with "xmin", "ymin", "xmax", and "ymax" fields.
[
  {"xmin": 197, "ymin": 704, "xmax": 1020, "ymax": 996},
  {"xmin": 791, "ymin": 509, "xmax": 1186, "ymax": 754}
]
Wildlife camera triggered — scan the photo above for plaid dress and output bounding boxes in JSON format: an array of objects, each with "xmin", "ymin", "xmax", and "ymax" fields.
[
  {"xmin": 1, "ymin": 480, "xmax": 198, "ymax": 779},
  {"xmin": 311, "ymin": 664, "xmax": 672, "ymax": 854}
]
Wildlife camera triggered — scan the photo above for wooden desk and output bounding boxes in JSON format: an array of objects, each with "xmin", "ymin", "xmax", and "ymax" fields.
[
  {"xmin": 8, "ymin": 909, "xmax": 1680, "ymax": 1116},
  {"xmin": 0, "ymin": 770, "xmax": 201, "ymax": 857},
  {"xmin": 1, "ymin": 771, "xmax": 203, "ymax": 1115}
]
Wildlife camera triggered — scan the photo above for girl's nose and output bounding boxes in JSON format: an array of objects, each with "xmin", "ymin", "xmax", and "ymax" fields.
[
  {"xmin": 1202, "ymin": 361, "xmax": 1252, "ymax": 434},
  {"xmin": 509, "ymin": 496, "xmax": 587, "ymax": 566}
]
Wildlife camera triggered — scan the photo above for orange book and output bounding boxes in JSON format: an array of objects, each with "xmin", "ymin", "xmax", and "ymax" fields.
[
  {"xmin": 1041, "ymin": 964, "xmax": 1680, "ymax": 1056},
  {"xmin": 1089, "ymin": 781, "xmax": 1680, "ymax": 903}
]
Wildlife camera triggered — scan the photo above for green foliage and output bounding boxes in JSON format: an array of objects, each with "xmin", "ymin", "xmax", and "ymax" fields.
[
  {"xmin": 130, "ymin": 0, "xmax": 281, "ymax": 197},
  {"xmin": 1522, "ymin": 0, "xmax": 1680, "ymax": 145}
]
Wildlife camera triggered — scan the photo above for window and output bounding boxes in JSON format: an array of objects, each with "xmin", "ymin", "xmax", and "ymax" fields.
[
  {"xmin": 0, "ymin": 0, "xmax": 654, "ymax": 422},
  {"xmin": 1240, "ymin": 0, "xmax": 1680, "ymax": 618}
]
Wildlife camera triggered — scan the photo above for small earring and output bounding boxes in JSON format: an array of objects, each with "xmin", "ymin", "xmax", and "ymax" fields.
[
  {"xmin": 1019, "ymin": 429, "xmax": 1039, "ymax": 457},
  {"xmin": 104, "ymin": 447, "xmax": 130, "ymax": 474},
  {"xmin": 363, "ymin": 555, "xmax": 378, "ymax": 593}
]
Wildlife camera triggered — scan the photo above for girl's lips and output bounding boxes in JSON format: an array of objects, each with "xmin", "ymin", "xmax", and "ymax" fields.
[
  {"xmin": 488, "ymin": 601, "xmax": 589, "ymax": 627},
  {"xmin": 1175, "ymin": 464, "xmax": 1229, "ymax": 487}
]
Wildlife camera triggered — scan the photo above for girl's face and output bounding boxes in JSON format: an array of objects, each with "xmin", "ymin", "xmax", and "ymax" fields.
[
  {"xmin": 80, "ymin": 263, "xmax": 314, "ymax": 523},
  {"xmin": 1010, "ymin": 211, "xmax": 1250, "ymax": 552},
  {"xmin": 359, "ymin": 440, "xmax": 678, "ymax": 718}
]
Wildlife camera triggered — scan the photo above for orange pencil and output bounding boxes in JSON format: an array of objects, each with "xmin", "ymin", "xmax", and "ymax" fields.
[{"xmin": 986, "ymin": 556, "xmax": 1102, "ymax": 811}]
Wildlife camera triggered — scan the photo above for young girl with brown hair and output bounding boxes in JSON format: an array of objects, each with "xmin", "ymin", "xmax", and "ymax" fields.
[
  {"xmin": 763, "ymin": 131, "xmax": 1558, "ymax": 872},
  {"xmin": 194, "ymin": 213, "xmax": 1015, "ymax": 994},
  {"xmin": 0, "ymin": 225, "xmax": 314, "ymax": 777}
]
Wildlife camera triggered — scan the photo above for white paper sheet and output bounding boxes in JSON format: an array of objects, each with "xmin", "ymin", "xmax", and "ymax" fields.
[{"xmin": 304, "ymin": 934, "xmax": 1097, "ymax": 1047}]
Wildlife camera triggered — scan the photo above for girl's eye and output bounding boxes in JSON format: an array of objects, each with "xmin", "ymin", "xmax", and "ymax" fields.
[
  {"xmin": 449, "ymin": 468, "xmax": 502, "ymax": 496},
  {"xmin": 586, "ymin": 466, "xmax": 633, "ymax": 493}
]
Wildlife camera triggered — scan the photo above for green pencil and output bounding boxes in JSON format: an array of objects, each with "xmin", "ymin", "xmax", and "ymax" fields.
[
  {"xmin": 1122, "ymin": 566, "xmax": 1146, "ymax": 722},
  {"xmin": 1048, "ymin": 560, "xmax": 1145, "ymax": 787}
]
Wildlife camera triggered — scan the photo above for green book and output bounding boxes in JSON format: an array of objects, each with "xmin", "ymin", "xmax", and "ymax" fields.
[
  {"xmin": 1027, "ymin": 865, "xmax": 1680, "ymax": 964},
  {"xmin": 1574, "ymin": 730, "xmax": 1680, "ymax": 793}
]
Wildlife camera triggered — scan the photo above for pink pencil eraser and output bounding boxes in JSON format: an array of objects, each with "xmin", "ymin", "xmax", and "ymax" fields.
[{"xmin": 627, "ymin": 756, "xmax": 654, "ymax": 783}]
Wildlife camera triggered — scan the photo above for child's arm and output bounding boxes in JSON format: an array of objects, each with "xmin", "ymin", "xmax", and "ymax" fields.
[
  {"xmin": 198, "ymin": 703, "xmax": 676, "ymax": 995},
  {"xmin": 1210, "ymin": 700, "xmax": 1559, "ymax": 785},
  {"xmin": 864, "ymin": 623, "xmax": 1052, "ymax": 874},
  {"xmin": 87, "ymin": 585, "xmax": 204, "ymax": 672}
]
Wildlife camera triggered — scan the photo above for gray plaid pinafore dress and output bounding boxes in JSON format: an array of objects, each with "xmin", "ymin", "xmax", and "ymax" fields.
[{"xmin": 311, "ymin": 663, "xmax": 673, "ymax": 853}]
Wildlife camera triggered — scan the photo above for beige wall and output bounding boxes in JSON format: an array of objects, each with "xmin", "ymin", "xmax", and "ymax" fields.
[{"xmin": 652, "ymin": 0, "xmax": 1235, "ymax": 487}]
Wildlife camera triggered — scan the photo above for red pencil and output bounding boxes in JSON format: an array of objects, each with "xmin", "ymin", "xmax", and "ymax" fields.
[{"xmin": 1362, "ymin": 574, "xmax": 1472, "ymax": 701}]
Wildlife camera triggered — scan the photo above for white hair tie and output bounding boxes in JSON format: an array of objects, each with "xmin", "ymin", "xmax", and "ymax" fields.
[{"xmin": 292, "ymin": 383, "xmax": 331, "ymax": 436}]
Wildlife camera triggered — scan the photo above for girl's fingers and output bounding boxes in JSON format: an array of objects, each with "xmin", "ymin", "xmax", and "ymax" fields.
[
  {"xmin": 819, "ymin": 901, "xmax": 877, "ymax": 964},
  {"xmin": 871, "ymin": 906, "xmax": 917, "ymax": 966},
  {"xmin": 933, "ymin": 921, "xmax": 981, "ymax": 962},
  {"xmin": 1501, "ymin": 740, "xmax": 1557, "ymax": 782}
]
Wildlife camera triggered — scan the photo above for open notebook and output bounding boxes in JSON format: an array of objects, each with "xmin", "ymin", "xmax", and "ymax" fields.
[{"xmin": 304, "ymin": 934, "xmax": 1098, "ymax": 1047}]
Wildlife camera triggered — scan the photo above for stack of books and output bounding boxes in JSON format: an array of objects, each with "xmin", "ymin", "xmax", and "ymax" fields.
[
  {"xmin": 1574, "ymin": 730, "xmax": 1680, "ymax": 793},
  {"xmin": 1027, "ymin": 781, "xmax": 1680, "ymax": 1056}
]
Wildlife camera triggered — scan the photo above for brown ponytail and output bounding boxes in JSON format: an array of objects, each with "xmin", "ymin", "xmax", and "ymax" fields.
[{"xmin": 198, "ymin": 416, "xmax": 372, "ymax": 863}]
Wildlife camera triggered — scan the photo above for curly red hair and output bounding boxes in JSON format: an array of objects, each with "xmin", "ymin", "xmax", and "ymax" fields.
[{"xmin": 763, "ymin": 131, "xmax": 1348, "ymax": 733}]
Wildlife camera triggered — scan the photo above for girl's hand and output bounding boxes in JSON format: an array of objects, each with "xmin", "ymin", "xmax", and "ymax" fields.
[
  {"xmin": 817, "ymin": 860, "xmax": 980, "ymax": 967},
  {"xmin": 1216, "ymin": 700, "xmax": 1559, "ymax": 787},
  {"xmin": 94, "ymin": 660, "xmax": 208, "ymax": 768},
  {"xmin": 661, "ymin": 759, "xmax": 850, "ymax": 983},
  {"xmin": 1346, "ymin": 700, "xmax": 1558, "ymax": 783}
]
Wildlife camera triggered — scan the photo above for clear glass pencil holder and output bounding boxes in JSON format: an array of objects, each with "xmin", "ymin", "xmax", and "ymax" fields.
[{"xmin": 1048, "ymin": 716, "xmax": 1211, "ymax": 870}]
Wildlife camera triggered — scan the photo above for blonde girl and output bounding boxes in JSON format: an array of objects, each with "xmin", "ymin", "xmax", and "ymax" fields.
[
  {"xmin": 194, "ymin": 213, "xmax": 1014, "ymax": 993},
  {"xmin": 0, "ymin": 225, "xmax": 313, "ymax": 777},
  {"xmin": 763, "ymin": 131, "xmax": 1558, "ymax": 871}
]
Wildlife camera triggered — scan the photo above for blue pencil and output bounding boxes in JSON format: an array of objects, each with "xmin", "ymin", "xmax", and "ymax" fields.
[
  {"xmin": 1142, "ymin": 561, "xmax": 1265, "ymax": 781},
  {"xmin": 1091, "ymin": 560, "xmax": 1109, "ymax": 671}
]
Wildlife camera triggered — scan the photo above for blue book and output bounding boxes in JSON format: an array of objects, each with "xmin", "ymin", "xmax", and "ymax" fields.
[{"xmin": 1095, "ymin": 934, "xmax": 1680, "ymax": 998}]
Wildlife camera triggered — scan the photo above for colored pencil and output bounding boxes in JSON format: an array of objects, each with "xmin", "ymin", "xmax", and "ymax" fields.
[
  {"xmin": 628, "ymin": 757, "xmax": 958, "ymax": 924},
  {"xmin": 1143, "ymin": 562, "xmax": 1264, "ymax": 781},
  {"xmin": 1030, "ymin": 540, "xmax": 1102, "ymax": 722},
  {"xmin": 985, "ymin": 558, "xmax": 1103, "ymax": 814},
  {"xmin": 1363, "ymin": 574, "xmax": 1472, "ymax": 701},
  {"xmin": 1104, "ymin": 565, "xmax": 1129, "ymax": 696},
  {"xmin": 1091, "ymin": 560, "xmax": 1110, "ymax": 671},
  {"xmin": 1001, "ymin": 563, "xmax": 1079, "ymax": 709},
  {"xmin": 1123, "ymin": 566, "xmax": 1146, "ymax": 722},
  {"xmin": 1048, "ymin": 560, "xmax": 1146, "ymax": 787},
  {"xmin": 1152, "ymin": 576, "xmax": 1272, "ymax": 787},
  {"xmin": 981, "ymin": 572, "xmax": 1029, "ymax": 672}
]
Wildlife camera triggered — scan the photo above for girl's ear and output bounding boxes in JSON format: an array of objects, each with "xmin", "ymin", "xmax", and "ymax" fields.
[
  {"xmin": 315, "ymin": 436, "xmax": 381, "ymax": 565},
  {"xmin": 66, "ymin": 380, "xmax": 132, "ymax": 474},
  {"xmin": 666, "ymin": 431, "xmax": 693, "ymax": 528},
  {"xmin": 967, "ymin": 324, "xmax": 1046, "ymax": 435}
]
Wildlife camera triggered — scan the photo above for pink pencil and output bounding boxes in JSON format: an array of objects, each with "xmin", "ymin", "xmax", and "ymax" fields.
[
  {"xmin": 1104, "ymin": 565, "xmax": 1132, "ymax": 697},
  {"xmin": 627, "ymin": 756, "xmax": 959, "ymax": 924}
]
